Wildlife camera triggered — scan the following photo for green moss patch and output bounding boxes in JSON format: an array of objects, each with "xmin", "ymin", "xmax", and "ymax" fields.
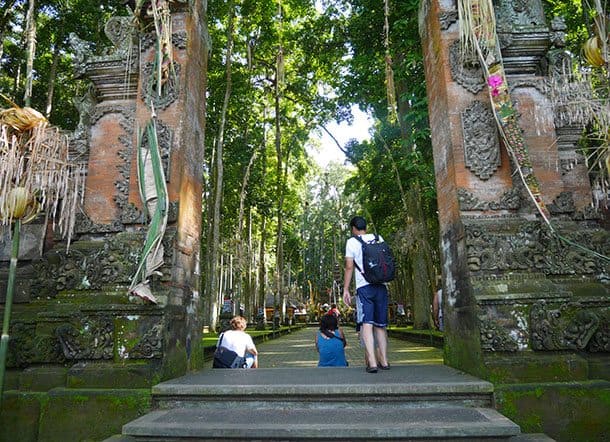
[
  {"xmin": 67, "ymin": 361, "xmax": 158, "ymax": 389},
  {"xmin": 38, "ymin": 388, "xmax": 151, "ymax": 442},
  {"xmin": 0, "ymin": 391, "xmax": 46, "ymax": 442},
  {"xmin": 495, "ymin": 381, "xmax": 610, "ymax": 442},
  {"xmin": 484, "ymin": 353, "xmax": 589, "ymax": 384}
]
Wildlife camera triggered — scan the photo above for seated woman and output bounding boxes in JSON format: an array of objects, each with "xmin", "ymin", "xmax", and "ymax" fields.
[
  {"xmin": 315, "ymin": 314, "xmax": 348, "ymax": 367},
  {"xmin": 216, "ymin": 316, "xmax": 258, "ymax": 368}
]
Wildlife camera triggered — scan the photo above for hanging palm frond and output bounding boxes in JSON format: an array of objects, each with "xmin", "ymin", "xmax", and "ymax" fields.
[
  {"xmin": 0, "ymin": 102, "xmax": 85, "ymax": 246},
  {"xmin": 457, "ymin": 0, "xmax": 497, "ymax": 65},
  {"xmin": 128, "ymin": 118, "xmax": 168, "ymax": 304},
  {"xmin": 548, "ymin": 1, "xmax": 609, "ymax": 207}
]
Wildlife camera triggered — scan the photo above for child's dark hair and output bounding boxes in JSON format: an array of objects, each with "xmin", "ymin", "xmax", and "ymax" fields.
[{"xmin": 320, "ymin": 314, "xmax": 338, "ymax": 331}]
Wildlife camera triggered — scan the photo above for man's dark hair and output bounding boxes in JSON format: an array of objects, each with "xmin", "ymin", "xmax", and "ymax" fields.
[{"xmin": 350, "ymin": 216, "xmax": 367, "ymax": 231}]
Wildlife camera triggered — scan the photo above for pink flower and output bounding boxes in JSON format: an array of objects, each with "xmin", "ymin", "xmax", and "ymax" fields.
[
  {"xmin": 491, "ymin": 88, "xmax": 500, "ymax": 97},
  {"xmin": 487, "ymin": 74, "xmax": 503, "ymax": 88}
]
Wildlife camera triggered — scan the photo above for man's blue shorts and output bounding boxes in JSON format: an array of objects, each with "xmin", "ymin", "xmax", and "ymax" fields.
[{"xmin": 356, "ymin": 283, "xmax": 388, "ymax": 327}]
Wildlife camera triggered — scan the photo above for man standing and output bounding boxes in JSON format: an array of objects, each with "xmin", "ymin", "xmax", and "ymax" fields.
[{"xmin": 342, "ymin": 216, "xmax": 390, "ymax": 373}]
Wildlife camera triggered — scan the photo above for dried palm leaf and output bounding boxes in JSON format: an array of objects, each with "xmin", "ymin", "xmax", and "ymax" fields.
[
  {"xmin": 0, "ymin": 105, "xmax": 47, "ymax": 133},
  {"xmin": 0, "ymin": 119, "xmax": 84, "ymax": 246}
]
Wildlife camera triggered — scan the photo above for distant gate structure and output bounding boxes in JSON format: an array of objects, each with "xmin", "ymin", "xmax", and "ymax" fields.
[{"xmin": 420, "ymin": 0, "xmax": 609, "ymax": 439}]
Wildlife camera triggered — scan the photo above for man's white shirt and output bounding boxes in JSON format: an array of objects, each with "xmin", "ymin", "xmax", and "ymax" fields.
[{"xmin": 345, "ymin": 233, "xmax": 384, "ymax": 289}]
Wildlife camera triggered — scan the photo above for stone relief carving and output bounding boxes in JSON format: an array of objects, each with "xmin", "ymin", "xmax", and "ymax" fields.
[
  {"xmin": 70, "ymin": 85, "xmax": 97, "ymax": 157},
  {"xmin": 56, "ymin": 317, "xmax": 114, "ymax": 360},
  {"xmin": 462, "ymin": 101, "xmax": 501, "ymax": 180},
  {"xmin": 480, "ymin": 317, "xmax": 520, "ymax": 351},
  {"xmin": 572, "ymin": 206, "xmax": 602, "ymax": 221},
  {"xmin": 589, "ymin": 322, "xmax": 610, "ymax": 352},
  {"xmin": 7, "ymin": 322, "xmax": 37, "ymax": 368},
  {"xmin": 30, "ymin": 229, "xmax": 176, "ymax": 298},
  {"xmin": 449, "ymin": 40, "xmax": 485, "ymax": 94},
  {"xmin": 495, "ymin": 0, "xmax": 546, "ymax": 31},
  {"xmin": 69, "ymin": 16, "xmax": 138, "ymax": 80},
  {"xmin": 30, "ymin": 234, "xmax": 144, "ymax": 296},
  {"xmin": 548, "ymin": 191, "xmax": 575, "ymax": 214},
  {"xmin": 530, "ymin": 301, "xmax": 607, "ymax": 351},
  {"xmin": 458, "ymin": 188, "xmax": 521, "ymax": 211},
  {"xmin": 129, "ymin": 323, "xmax": 163, "ymax": 358},
  {"xmin": 172, "ymin": 31, "xmax": 187, "ymax": 49},
  {"xmin": 167, "ymin": 201, "xmax": 179, "ymax": 223},
  {"xmin": 438, "ymin": 9, "xmax": 458, "ymax": 30},
  {"xmin": 549, "ymin": 16, "xmax": 567, "ymax": 48},
  {"xmin": 92, "ymin": 104, "xmax": 145, "ymax": 225},
  {"xmin": 141, "ymin": 31, "xmax": 188, "ymax": 52},
  {"xmin": 68, "ymin": 33, "xmax": 94, "ymax": 77},
  {"xmin": 74, "ymin": 213, "xmax": 124, "ymax": 234},
  {"xmin": 493, "ymin": 0, "xmax": 550, "ymax": 75},
  {"xmin": 465, "ymin": 221, "xmax": 609, "ymax": 276},
  {"xmin": 141, "ymin": 61, "xmax": 181, "ymax": 110},
  {"xmin": 105, "ymin": 16, "xmax": 138, "ymax": 54}
]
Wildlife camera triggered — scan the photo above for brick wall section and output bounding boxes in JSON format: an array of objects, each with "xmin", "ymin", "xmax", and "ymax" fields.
[{"xmin": 85, "ymin": 109, "xmax": 128, "ymax": 223}]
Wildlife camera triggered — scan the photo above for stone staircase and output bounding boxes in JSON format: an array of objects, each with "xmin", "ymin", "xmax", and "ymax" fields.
[{"xmin": 108, "ymin": 365, "xmax": 554, "ymax": 441}]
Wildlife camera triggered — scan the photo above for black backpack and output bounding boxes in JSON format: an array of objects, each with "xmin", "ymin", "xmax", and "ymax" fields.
[{"xmin": 353, "ymin": 234, "xmax": 396, "ymax": 284}]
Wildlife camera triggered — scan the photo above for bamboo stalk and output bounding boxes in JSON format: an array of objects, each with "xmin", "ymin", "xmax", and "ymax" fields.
[{"xmin": 0, "ymin": 219, "xmax": 21, "ymax": 408}]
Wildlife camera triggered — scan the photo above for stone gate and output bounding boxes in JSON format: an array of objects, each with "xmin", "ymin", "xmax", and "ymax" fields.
[
  {"xmin": 419, "ymin": 0, "xmax": 609, "ymax": 439},
  {"xmin": 0, "ymin": 0, "xmax": 609, "ymax": 440},
  {"xmin": 0, "ymin": 1, "xmax": 208, "ymax": 439}
]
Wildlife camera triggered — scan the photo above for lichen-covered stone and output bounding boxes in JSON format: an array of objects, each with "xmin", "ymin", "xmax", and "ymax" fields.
[
  {"xmin": 19, "ymin": 366, "xmax": 68, "ymax": 392},
  {"xmin": 495, "ymin": 381, "xmax": 610, "ymax": 441},
  {"xmin": 66, "ymin": 361, "xmax": 159, "ymax": 389},
  {"xmin": 0, "ymin": 392, "xmax": 45, "ymax": 442},
  {"xmin": 37, "ymin": 388, "xmax": 151, "ymax": 442}
]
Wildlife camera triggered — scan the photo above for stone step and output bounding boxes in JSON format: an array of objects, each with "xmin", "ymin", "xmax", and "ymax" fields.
[
  {"xmin": 152, "ymin": 365, "xmax": 495, "ymax": 409},
  {"xmin": 121, "ymin": 406, "xmax": 521, "ymax": 441}
]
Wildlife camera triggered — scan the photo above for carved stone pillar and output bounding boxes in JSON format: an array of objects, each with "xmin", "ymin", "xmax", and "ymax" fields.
[
  {"xmin": 419, "ymin": 1, "xmax": 609, "ymax": 427},
  {"xmin": 0, "ymin": 0, "xmax": 208, "ymax": 393}
]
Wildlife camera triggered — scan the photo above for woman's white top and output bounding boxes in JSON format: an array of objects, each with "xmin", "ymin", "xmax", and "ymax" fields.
[{"xmin": 218, "ymin": 330, "xmax": 256, "ymax": 357}]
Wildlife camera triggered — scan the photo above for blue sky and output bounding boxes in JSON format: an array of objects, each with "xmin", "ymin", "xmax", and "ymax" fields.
[{"xmin": 310, "ymin": 106, "xmax": 372, "ymax": 167}]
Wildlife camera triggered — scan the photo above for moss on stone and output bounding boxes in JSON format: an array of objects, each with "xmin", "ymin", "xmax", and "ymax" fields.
[
  {"xmin": 495, "ymin": 381, "xmax": 610, "ymax": 442},
  {"xmin": 161, "ymin": 340, "xmax": 188, "ymax": 381},
  {"xmin": 188, "ymin": 337, "xmax": 205, "ymax": 370},
  {"xmin": 37, "ymin": 388, "xmax": 151, "ymax": 442},
  {"xmin": 19, "ymin": 366, "xmax": 68, "ymax": 391},
  {"xmin": 0, "ymin": 391, "xmax": 46, "ymax": 442},
  {"xmin": 66, "ymin": 361, "xmax": 157, "ymax": 389},
  {"xmin": 484, "ymin": 353, "xmax": 589, "ymax": 384},
  {"xmin": 443, "ymin": 332, "xmax": 485, "ymax": 378}
]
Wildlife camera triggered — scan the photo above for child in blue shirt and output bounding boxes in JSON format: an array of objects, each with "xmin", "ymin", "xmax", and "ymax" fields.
[{"xmin": 315, "ymin": 314, "xmax": 348, "ymax": 367}]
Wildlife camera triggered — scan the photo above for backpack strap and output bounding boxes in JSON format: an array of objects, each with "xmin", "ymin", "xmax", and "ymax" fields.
[{"xmin": 321, "ymin": 329, "xmax": 346, "ymax": 347}]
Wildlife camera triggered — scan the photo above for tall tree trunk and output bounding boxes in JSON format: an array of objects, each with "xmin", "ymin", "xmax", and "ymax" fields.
[
  {"xmin": 237, "ymin": 143, "xmax": 259, "ymax": 318},
  {"xmin": 408, "ymin": 187, "xmax": 435, "ymax": 329},
  {"xmin": 394, "ymin": 52, "xmax": 412, "ymax": 141},
  {"xmin": 274, "ymin": 69, "xmax": 284, "ymax": 322},
  {"xmin": 23, "ymin": 0, "xmax": 36, "ymax": 106},
  {"xmin": 257, "ymin": 216, "xmax": 267, "ymax": 319},
  {"xmin": 45, "ymin": 43, "xmax": 60, "ymax": 117},
  {"xmin": 13, "ymin": 62, "xmax": 21, "ymax": 97},
  {"xmin": 207, "ymin": 0, "xmax": 235, "ymax": 331}
]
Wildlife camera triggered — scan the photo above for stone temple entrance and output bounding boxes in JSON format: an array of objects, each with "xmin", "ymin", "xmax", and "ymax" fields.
[{"xmin": 0, "ymin": 0, "xmax": 608, "ymax": 441}]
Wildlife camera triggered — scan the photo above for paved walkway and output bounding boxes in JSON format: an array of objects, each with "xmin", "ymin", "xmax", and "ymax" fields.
[{"xmin": 253, "ymin": 325, "xmax": 443, "ymax": 368}]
